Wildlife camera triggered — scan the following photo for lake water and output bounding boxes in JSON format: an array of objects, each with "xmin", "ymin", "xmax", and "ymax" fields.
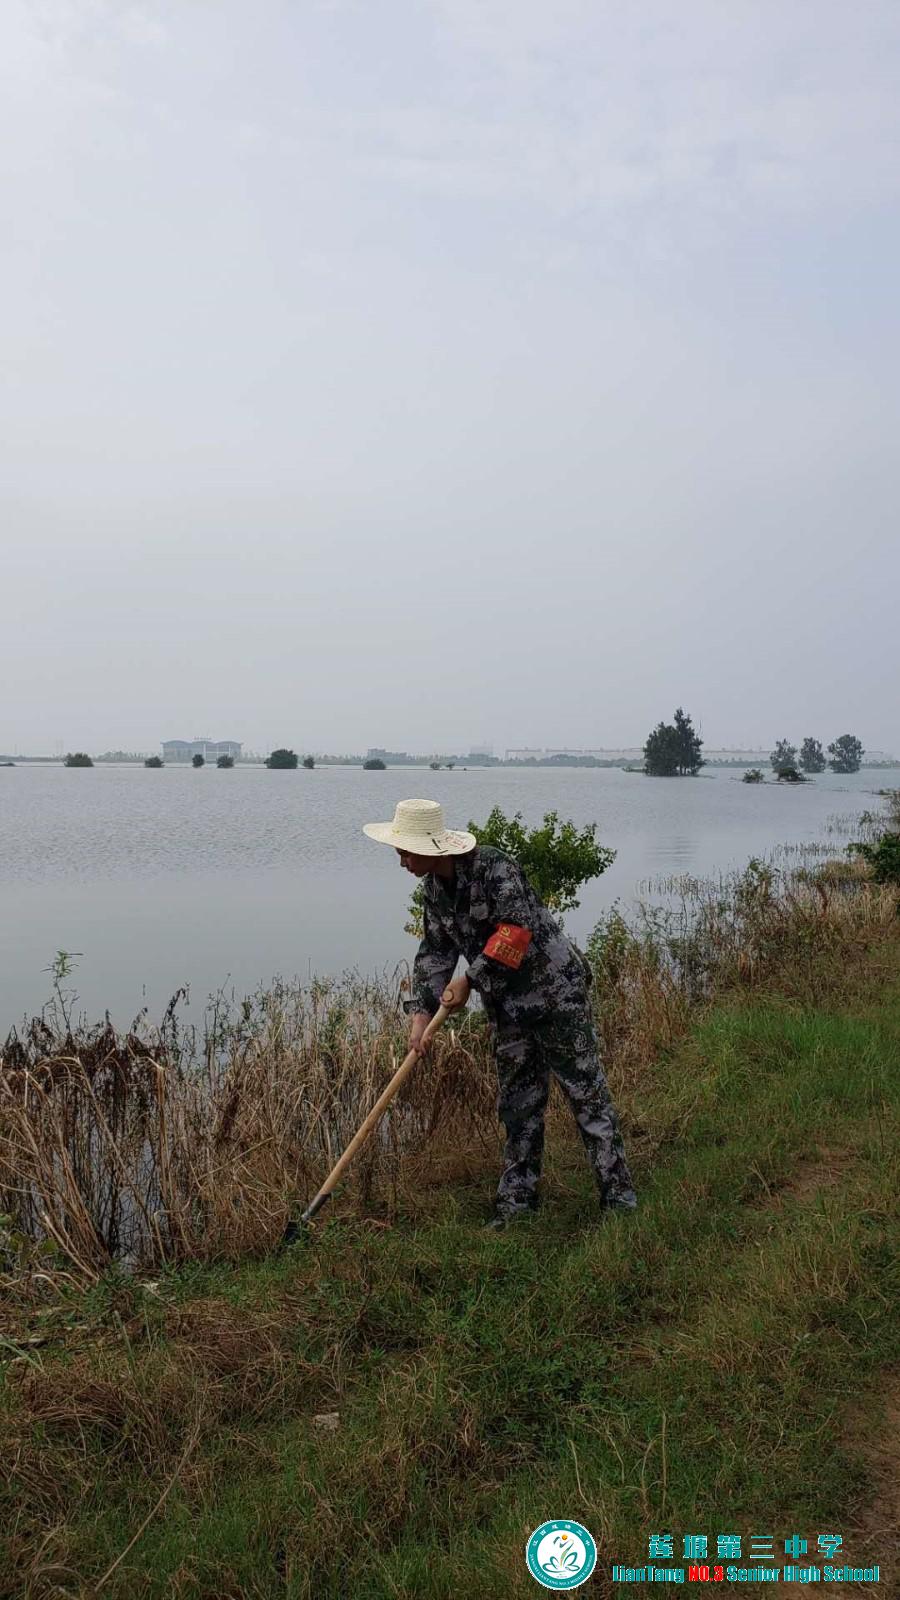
[{"xmin": 0, "ymin": 763, "xmax": 888, "ymax": 1036}]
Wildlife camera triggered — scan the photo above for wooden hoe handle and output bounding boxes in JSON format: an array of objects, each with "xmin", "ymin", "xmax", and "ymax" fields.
[{"xmin": 300, "ymin": 1004, "xmax": 450, "ymax": 1224}]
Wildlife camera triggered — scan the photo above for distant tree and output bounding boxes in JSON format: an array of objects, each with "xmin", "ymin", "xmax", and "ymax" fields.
[
  {"xmin": 770, "ymin": 739, "xmax": 798, "ymax": 775},
  {"xmin": 363, "ymin": 757, "xmax": 386, "ymax": 770},
  {"xmin": 643, "ymin": 707, "xmax": 703, "ymax": 776},
  {"xmin": 799, "ymin": 737, "xmax": 826, "ymax": 774},
  {"xmin": 446, "ymin": 762, "xmax": 455, "ymax": 770},
  {"xmin": 217, "ymin": 755, "xmax": 234, "ymax": 769},
  {"xmin": 430, "ymin": 761, "xmax": 441, "ymax": 770},
  {"xmin": 302, "ymin": 755, "xmax": 315, "ymax": 769},
  {"xmin": 64, "ymin": 752, "xmax": 93, "ymax": 767},
  {"xmin": 266, "ymin": 748, "xmax": 299, "ymax": 769},
  {"xmin": 775, "ymin": 765, "xmax": 807, "ymax": 783},
  {"xmin": 673, "ymin": 707, "xmax": 705, "ymax": 774},
  {"xmin": 145, "ymin": 755, "xmax": 164, "ymax": 768},
  {"xmin": 828, "ymin": 734, "xmax": 864, "ymax": 774},
  {"xmin": 643, "ymin": 722, "xmax": 680, "ymax": 775},
  {"xmin": 192, "ymin": 753, "xmax": 205, "ymax": 768},
  {"xmin": 742, "ymin": 768, "xmax": 765, "ymax": 783}
]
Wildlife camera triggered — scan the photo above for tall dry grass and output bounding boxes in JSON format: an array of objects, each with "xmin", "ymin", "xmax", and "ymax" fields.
[
  {"xmin": 2, "ymin": 792, "xmax": 898, "ymax": 1287},
  {"xmin": 0, "ymin": 973, "xmax": 497, "ymax": 1286}
]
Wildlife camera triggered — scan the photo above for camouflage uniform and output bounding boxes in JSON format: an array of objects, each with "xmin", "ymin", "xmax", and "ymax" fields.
[{"xmin": 407, "ymin": 845, "xmax": 637, "ymax": 1216}]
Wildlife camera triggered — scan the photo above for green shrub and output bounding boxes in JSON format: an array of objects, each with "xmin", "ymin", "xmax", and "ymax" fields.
[
  {"xmin": 848, "ymin": 831, "xmax": 900, "ymax": 886},
  {"xmin": 192, "ymin": 754, "xmax": 205, "ymax": 768},
  {"xmin": 63, "ymin": 752, "xmax": 93, "ymax": 767},
  {"xmin": 267, "ymin": 748, "xmax": 299, "ymax": 769},
  {"xmin": 363, "ymin": 758, "xmax": 386, "ymax": 770},
  {"xmin": 144, "ymin": 756, "xmax": 164, "ymax": 768},
  {"xmin": 217, "ymin": 755, "xmax": 234, "ymax": 768},
  {"xmin": 302, "ymin": 755, "xmax": 315, "ymax": 769},
  {"xmin": 742, "ymin": 768, "xmax": 765, "ymax": 783},
  {"xmin": 406, "ymin": 806, "xmax": 615, "ymax": 937}
]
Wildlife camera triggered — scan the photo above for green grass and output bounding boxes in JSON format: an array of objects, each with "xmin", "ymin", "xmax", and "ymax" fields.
[{"xmin": 2, "ymin": 937, "xmax": 898, "ymax": 1599}]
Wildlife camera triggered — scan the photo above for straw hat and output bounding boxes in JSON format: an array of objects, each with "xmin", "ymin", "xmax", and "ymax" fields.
[{"xmin": 363, "ymin": 797, "xmax": 477, "ymax": 856}]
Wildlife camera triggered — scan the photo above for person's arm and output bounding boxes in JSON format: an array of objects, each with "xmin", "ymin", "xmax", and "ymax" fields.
[
  {"xmin": 464, "ymin": 855, "xmax": 536, "ymax": 1003},
  {"xmin": 407, "ymin": 895, "xmax": 460, "ymax": 1046}
]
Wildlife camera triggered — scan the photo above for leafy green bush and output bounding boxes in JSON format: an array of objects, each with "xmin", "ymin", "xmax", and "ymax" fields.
[
  {"xmin": 267, "ymin": 748, "xmax": 299, "ymax": 769},
  {"xmin": 144, "ymin": 756, "xmax": 164, "ymax": 768},
  {"xmin": 406, "ymin": 806, "xmax": 615, "ymax": 937},
  {"xmin": 363, "ymin": 758, "xmax": 386, "ymax": 770},
  {"xmin": 63, "ymin": 752, "xmax": 93, "ymax": 767},
  {"xmin": 302, "ymin": 755, "xmax": 315, "ymax": 769},
  {"xmin": 742, "ymin": 768, "xmax": 764, "ymax": 783},
  {"xmin": 192, "ymin": 753, "xmax": 205, "ymax": 768},
  {"xmin": 847, "ymin": 831, "xmax": 900, "ymax": 886},
  {"xmin": 217, "ymin": 755, "xmax": 234, "ymax": 768}
]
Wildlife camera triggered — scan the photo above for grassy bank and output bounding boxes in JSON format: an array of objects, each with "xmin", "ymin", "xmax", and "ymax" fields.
[
  {"xmin": 2, "ymin": 799, "xmax": 898, "ymax": 1597},
  {"xmin": 1, "ymin": 927, "xmax": 898, "ymax": 1593}
]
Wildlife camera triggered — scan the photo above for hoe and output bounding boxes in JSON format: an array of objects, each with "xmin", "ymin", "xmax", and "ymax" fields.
[{"xmin": 279, "ymin": 1003, "xmax": 449, "ymax": 1247}]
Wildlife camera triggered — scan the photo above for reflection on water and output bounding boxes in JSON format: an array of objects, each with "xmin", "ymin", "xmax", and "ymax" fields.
[{"xmin": 0, "ymin": 762, "xmax": 886, "ymax": 1033}]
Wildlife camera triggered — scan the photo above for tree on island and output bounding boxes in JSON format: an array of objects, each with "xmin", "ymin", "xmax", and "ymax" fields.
[
  {"xmin": 145, "ymin": 755, "xmax": 164, "ymax": 768},
  {"xmin": 266, "ymin": 748, "xmax": 299, "ymax": 769},
  {"xmin": 302, "ymin": 755, "xmax": 315, "ymax": 769},
  {"xmin": 742, "ymin": 768, "xmax": 765, "ymax": 783},
  {"xmin": 769, "ymin": 739, "xmax": 798, "ymax": 776},
  {"xmin": 799, "ymin": 737, "xmax": 827, "ymax": 774},
  {"xmin": 217, "ymin": 755, "xmax": 234, "ymax": 768},
  {"xmin": 828, "ymin": 734, "xmax": 864, "ymax": 774},
  {"xmin": 363, "ymin": 758, "xmax": 386, "ymax": 770},
  {"xmin": 643, "ymin": 707, "xmax": 705, "ymax": 776},
  {"xmin": 64, "ymin": 752, "xmax": 93, "ymax": 767},
  {"xmin": 192, "ymin": 753, "xmax": 205, "ymax": 768}
]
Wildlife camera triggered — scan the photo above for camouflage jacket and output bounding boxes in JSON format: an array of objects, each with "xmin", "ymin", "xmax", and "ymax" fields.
[{"xmin": 408, "ymin": 845, "xmax": 592, "ymax": 1030}]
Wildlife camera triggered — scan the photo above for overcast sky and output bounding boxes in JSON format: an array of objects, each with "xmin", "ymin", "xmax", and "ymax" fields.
[{"xmin": 3, "ymin": 0, "xmax": 898, "ymax": 757}]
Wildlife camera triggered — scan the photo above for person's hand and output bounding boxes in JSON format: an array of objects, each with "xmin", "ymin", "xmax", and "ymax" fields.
[
  {"xmin": 441, "ymin": 975, "xmax": 471, "ymax": 1014},
  {"xmin": 408, "ymin": 1012, "xmax": 434, "ymax": 1055}
]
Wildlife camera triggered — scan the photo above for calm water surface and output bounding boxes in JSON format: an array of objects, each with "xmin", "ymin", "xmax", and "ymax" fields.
[{"xmin": 0, "ymin": 763, "xmax": 887, "ymax": 1034}]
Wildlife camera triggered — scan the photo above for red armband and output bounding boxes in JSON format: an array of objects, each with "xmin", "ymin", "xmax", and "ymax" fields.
[{"xmin": 482, "ymin": 924, "xmax": 532, "ymax": 969}]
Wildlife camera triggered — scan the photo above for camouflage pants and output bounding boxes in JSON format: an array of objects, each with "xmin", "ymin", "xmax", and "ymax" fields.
[{"xmin": 492, "ymin": 1011, "xmax": 637, "ymax": 1215}]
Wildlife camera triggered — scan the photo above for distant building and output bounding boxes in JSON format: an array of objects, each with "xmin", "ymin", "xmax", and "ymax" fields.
[
  {"xmin": 505, "ymin": 747, "xmax": 641, "ymax": 761},
  {"xmin": 162, "ymin": 737, "xmax": 242, "ymax": 762},
  {"xmin": 365, "ymin": 747, "xmax": 411, "ymax": 763},
  {"xmin": 504, "ymin": 746, "xmax": 782, "ymax": 763}
]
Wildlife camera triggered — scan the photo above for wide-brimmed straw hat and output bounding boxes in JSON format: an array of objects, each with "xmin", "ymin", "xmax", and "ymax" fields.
[{"xmin": 363, "ymin": 797, "xmax": 477, "ymax": 856}]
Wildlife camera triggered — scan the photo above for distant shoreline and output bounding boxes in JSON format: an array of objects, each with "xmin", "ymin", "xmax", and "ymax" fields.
[{"xmin": 3, "ymin": 756, "xmax": 899, "ymax": 771}]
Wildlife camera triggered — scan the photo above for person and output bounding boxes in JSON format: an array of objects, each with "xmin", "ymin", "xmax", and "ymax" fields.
[{"xmin": 363, "ymin": 797, "xmax": 637, "ymax": 1228}]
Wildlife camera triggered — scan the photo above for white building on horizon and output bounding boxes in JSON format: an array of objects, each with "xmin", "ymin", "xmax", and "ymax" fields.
[{"xmin": 162, "ymin": 737, "xmax": 242, "ymax": 763}]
